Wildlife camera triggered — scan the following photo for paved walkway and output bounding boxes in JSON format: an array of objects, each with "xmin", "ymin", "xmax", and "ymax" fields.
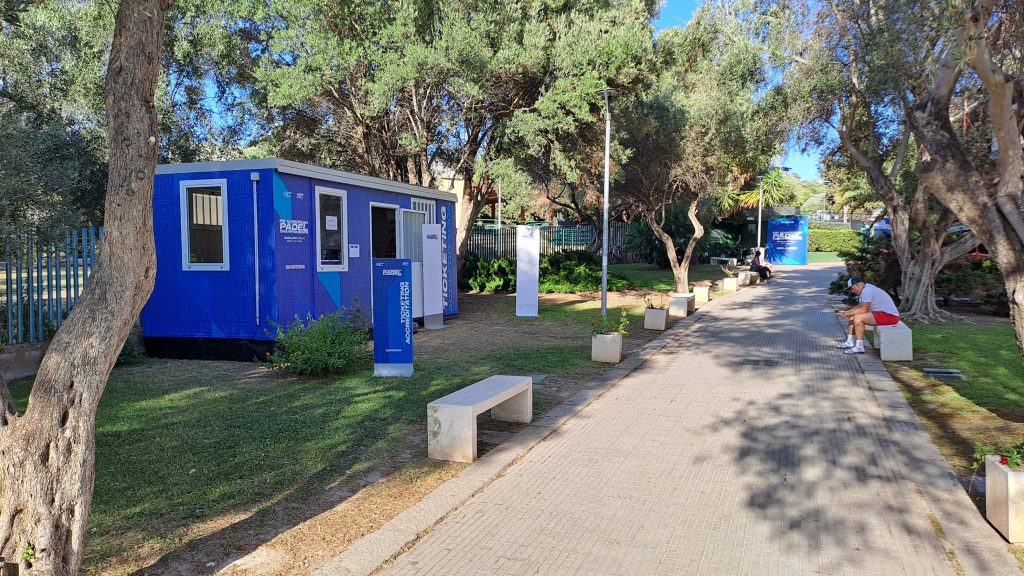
[{"xmin": 382, "ymin": 266, "xmax": 961, "ymax": 575}]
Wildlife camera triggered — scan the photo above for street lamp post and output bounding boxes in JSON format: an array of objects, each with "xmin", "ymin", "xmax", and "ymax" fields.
[
  {"xmin": 597, "ymin": 88, "xmax": 615, "ymax": 319},
  {"xmin": 756, "ymin": 177, "xmax": 764, "ymax": 255},
  {"xmin": 754, "ymin": 166, "xmax": 790, "ymax": 258}
]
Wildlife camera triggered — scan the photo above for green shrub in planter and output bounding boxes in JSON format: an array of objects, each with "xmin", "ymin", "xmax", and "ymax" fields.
[
  {"xmin": 268, "ymin": 310, "xmax": 372, "ymax": 375},
  {"xmin": 808, "ymin": 227, "xmax": 860, "ymax": 252}
]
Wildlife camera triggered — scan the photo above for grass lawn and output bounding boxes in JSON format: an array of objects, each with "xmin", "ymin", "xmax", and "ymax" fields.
[
  {"xmin": 609, "ymin": 263, "xmax": 727, "ymax": 292},
  {"xmin": 5, "ymin": 290, "xmax": 668, "ymax": 575},
  {"xmin": 9, "ymin": 346, "xmax": 592, "ymax": 574},
  {"xmin": 807, "ymin": 251, "xmax": 842, "ymax": 263},
  {"xmin": 906, "ymin": 323, "xmax": 1024, "ymax": 414},
  {"xmin": 890, "ymin": 320, "xmax": 1024, "ymax": 484}
]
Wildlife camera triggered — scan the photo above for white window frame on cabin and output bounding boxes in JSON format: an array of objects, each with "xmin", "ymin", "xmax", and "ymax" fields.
[
  {"xmin": 410, "ymin": 198, "xmax": 436, "ymax": 224},
  {"xmin": 179, "ymin": 179, "xmax": 230, "ymax": 271},
  {"xmin": 315, "ymin": 186, "xmax": 350, "ymax": 272}
]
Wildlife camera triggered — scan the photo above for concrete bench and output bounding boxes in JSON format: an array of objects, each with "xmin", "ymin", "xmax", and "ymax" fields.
[
  {"xmin": 866, "ymin": 321, "xmax": 913, "ymax": 361},
  {"xmin": 738, "ymin": 271, "xmax": 759, "ymax": 286},
  {"xmin": 427, "ymin": 375, "xmax": 532, "ymax": 463},
  {"xmin": 710, "ymin": 257, "xmax": 737, "ymax": 267}
]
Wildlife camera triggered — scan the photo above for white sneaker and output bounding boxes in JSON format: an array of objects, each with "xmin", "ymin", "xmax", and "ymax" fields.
[
  {"xmin": 836, "ymin": 341, "xmax": 855, "ymax": 349},
  {"xmin": 843, "ymin": 347, "xmax": 865, "ymax": 355}
]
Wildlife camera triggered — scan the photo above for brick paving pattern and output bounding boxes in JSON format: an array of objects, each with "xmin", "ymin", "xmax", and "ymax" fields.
[{"xmin": 383, "ymin": 266, "xmax": 955, "ymax": 575}]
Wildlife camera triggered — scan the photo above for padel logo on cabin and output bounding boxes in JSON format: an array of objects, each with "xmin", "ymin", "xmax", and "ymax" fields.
[{"xmin": 279, "ymin": 219, "xmax": 309, "ymax": 234}]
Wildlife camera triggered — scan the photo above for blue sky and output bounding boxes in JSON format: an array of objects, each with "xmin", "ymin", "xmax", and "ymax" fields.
[{"xmin": 654, "ymin": 2, "xmax": 822, "ymax": 181}]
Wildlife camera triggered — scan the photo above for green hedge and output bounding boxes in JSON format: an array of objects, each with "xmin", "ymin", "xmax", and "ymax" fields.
[
  {"xmin": 462, "ymin": 250, "xmax": 633, "ymax": 294},
  {"xmin": 808, "ymin": 227, "xmax": 860, "ymax": 252}
]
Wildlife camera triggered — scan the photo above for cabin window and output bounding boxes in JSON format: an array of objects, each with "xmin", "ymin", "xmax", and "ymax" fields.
[
  {"xmin": 316, "ymin": 186, "xmax": 348, "ymax": 271},
  {"xmin": 179, "ymin": 179, "xmax": 229, "ymax": 270}
]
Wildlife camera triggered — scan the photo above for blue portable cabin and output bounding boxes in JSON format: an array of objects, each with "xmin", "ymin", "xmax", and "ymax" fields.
[{"xmin": 141, "ymin": 158, "xmax": 459, "ymax": 360}]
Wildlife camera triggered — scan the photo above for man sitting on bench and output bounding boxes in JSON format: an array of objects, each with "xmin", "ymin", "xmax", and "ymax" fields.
[{"xmin": 836, "ymin": 276, "xmax": 900, "ymax": 355}]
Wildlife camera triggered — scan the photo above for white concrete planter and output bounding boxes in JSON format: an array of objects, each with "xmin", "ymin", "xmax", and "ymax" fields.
[
  {"xmin": 987, "ymin": 455, "xmax": 1024, "ymax": 542},
  {"xmin": 668, "ymin": 293, "xmax": 695, "ymax": 318},
  {"xmin": 692, "ymin": 286, "xmax": 711, "ymax": 304},
  {"xmin": 643, "ymin": 308, "xmax": 668, "ymax": 330},
  {"xmin": 722, "ymin": 277, "xmax": 740, "ymax": 292},
  {"xmin": 591, "ymin": 333, "xmax": 623, "ymax": 363}
]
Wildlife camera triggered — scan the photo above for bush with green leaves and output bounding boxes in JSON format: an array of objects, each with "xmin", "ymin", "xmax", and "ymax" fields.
[
  {"xmin": 623, "ymin": 207, "xmax": 694, "ymax": 266},
  {"xmin": 827, "ymin": 235, "xmax": 901, "ymax": 304},
  {"xmin": 462, "ymin": 250, "xmax": 633, "ymax": 294},
  {"xmin": 465, "ymin": 257, "xmax": 516, "ymax": 293},
  {"xmin": 934, "ymin": 256, "xmax": 1007, "ymax": 315},
  {"xmin": 539, "ymin": 250, "xmax": 632, "ymax": 293},
  {"xmin": 808, "ymin": 227, "xmax": 860, "ymax": 252},
  {"xmin": 973, "ymin": 258, "xmax": 1009, "ymax": 316},
  {"xmin": 699, "ymin": 229, "xmax": 741, "ymax": 260},
  {"xmin": 267, "ymin": 310, "xmax": 371, "ymax": 375}
]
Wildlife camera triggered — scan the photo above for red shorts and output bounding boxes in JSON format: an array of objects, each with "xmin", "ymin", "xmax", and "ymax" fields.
[{"xmin": 872, "ymin": 311, "xmax": 900, "ymax": 326}]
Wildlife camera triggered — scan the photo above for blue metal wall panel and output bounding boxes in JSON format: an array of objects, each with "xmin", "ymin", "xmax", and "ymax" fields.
[
  {"xmin": 437, "ymin": 200, "xmax": 458, "ymax": 316},
  {"xmin": 142, "ymin": 163, "xmax": 460, "ymax": 343},
  {"xmin": 142, "ymin": 168, "xmax": 275, "ymax": 340}
]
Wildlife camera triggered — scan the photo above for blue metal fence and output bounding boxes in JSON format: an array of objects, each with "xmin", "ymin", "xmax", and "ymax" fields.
[{"xmin": 2, "ymin": 227, "xmax": 104, "ymax": 346}]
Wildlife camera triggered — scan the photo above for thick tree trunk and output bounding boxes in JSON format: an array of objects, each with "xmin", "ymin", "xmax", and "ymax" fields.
[
  {"xmin": 888, "ymin": 199, "xmax": 978, "ymax": 322},
  {"xmin": 899, "ymin": 256, "xmax": 944, "ymax": 320},
  {"xmin": 0, "ymin": 0, "xmax": 168, "ymax": 573},
  {"xmin": 643, "ymin": 210, "xmax": 682, "ymax": 293},
  {"xmin": 679, "ymin": 199, "xmax": 704, "ymax": 293},
  {"xmin": 454, "ymin": 175, "xmax": 485, "ymax": 271}
]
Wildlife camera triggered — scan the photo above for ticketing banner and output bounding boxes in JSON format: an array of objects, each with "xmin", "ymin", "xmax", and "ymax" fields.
[
  {"xmin": 372, "ymin": 259, "xmax": 413, "ymax": 377},
  {"xmin": 439, "ymin": 204, "xmax": 457, "ymax": 316},
  {"xmin": 766, "ymin": 217, "xmax": 809, "ymax": 265}
]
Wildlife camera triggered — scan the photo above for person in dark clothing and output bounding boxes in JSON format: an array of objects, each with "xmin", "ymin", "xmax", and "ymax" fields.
[{"xmin": 750, "ymin": 249, "xmax": 772, "ymax": 280}]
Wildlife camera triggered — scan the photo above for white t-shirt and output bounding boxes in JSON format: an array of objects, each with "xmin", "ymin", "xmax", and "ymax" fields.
[{"xmin": 860, "ymin": 284, "xmax": 899, "ymax": 316}]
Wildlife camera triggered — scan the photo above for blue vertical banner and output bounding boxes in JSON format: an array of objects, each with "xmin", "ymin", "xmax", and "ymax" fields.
[
  {"xmin": 373, "ymin": 258, "xmax": 414, "ymax": 377},
  {"xmin": 766, "ymin": 217, "xmax": 809, "ymax": 265}
]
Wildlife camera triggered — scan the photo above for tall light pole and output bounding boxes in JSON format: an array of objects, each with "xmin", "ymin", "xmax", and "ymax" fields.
[
  {"xmin": 756, "ymin": 176, "xmax": 764, "ymax": 255},
  {"xmin": 597, "ymin": 88, "xmax": 615, "ymax": 318},
  {"xmin": 755, "ymin": 166, "xmax": 790, "ymax": 257},
  {"xmin": 496, "ymin": 180, "xmax": 502, "ymax": 230}
]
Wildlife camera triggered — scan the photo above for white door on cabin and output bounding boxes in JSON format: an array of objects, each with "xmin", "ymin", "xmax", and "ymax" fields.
[{"xmin": 401, "ymin": 209, "xmax": 427, "ymax": 318}]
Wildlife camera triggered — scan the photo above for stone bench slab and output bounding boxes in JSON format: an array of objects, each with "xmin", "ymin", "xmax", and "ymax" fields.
[
  {"xmin": 428, "ymin": 375, "xmax": 532, "ymax": 463},
  {"xmin": 866, "ymin": 321, "xmax": 913, "ymax": 361}
]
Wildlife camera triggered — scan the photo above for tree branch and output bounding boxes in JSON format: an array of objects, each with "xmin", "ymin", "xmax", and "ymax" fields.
[
  {"xmin": 938, "ymin": 232, "xmax": 980, "ymax": 269},
  {"xmin": 889, "ymin": 126, "xmax": 910, "ymax": 181}
]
